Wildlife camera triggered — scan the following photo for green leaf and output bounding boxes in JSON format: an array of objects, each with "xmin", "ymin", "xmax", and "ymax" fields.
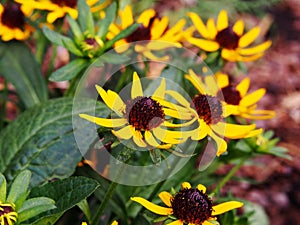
[
  {"xmin": 243, "ymin": 201, "xmax": 269, "ymax": 225},
  {"xmin": 97, "ymin": 2, "xmax": 117, "ymax": 37},
  {"xmin": 77, "ymin": 0, "xmax": 95, "ymax": 35},
  {"xmin": 42, "ymin": 26, "xmax": 72, "ymax": 47},
  {"xmin": 27, "ymin": 213, "xmax": 63, "ymax": 225},
  {"xmin": 0, "ymin": 98, "xmax": 109, "ymax": 187},
  {"xmin": 97, "ymin": 52, "xmax": 130, "ymax": 64},
  {"xmin": 29, "ymin": 176, "xmax": 99, "ymax": 215},
  {"xmin": 62, "ymin": 38, "xmax": 84, "ymax": 56},
  {"xmin": 49, "ymin": 58, "xmax": 89, "ymax": 82},
  {"xmin": 104, "ymin": 23, "xmax": 140, "ymax": 49},
  {"xmin": 7, "ymin": 170, "xmax": 31, "ymax": 208},
  {"xmin": 77, "ymin": 199, "xmax": 92, "ymax": 223},
  {"xmin": 67, "ymin": 15, "xmax": 83, "ymax": 40},
  {"xmin": 18, "ymin": 197, "xmax": 56, "ymax": 222},
  {"xmin": 0, "ymin": 173, "xmax": 6, "ymax": 202},
  {"xmin": 0, "ymin": 41, "xmax": 48, "ymax": 108}
]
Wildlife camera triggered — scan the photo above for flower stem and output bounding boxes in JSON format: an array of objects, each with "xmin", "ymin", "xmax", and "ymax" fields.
[{"xmin": 213, "ymin": 157, "xmax": 248, "ymax": 195}]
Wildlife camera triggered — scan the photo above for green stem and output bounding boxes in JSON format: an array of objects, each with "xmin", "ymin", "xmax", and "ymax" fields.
[
  {"xmin": 0, "ymin": 80, "xmax": 8, "ymax": 129},
  {"xmin": 213, "ymin": 157, "xmax": 248, "ymax": 195},
  {"xmin": 91, "ymin": 163, "xmax": 125, "ymax": 225}
]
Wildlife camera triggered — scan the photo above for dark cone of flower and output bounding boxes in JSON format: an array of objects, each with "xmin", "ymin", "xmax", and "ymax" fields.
[
  {"xmin": 215, "ymin": 26, "xmax": 240, "ymax": 49},
  {"xmin": 51, "ymin": 0, "xmax": 77, "ymax": 8},
  {"xmin": 218, "ymin": 85, "xmax": 242, "ymax": 105},
  {"xmin": 125, "ymin": 97, "xmax": 165, "ymax": 130},
  {"xmin": 171, "ymin": 188, "xmax": 213, "ymax": 224},
  {"xmin": 1, "ymin": 3, "xmax": 25, "ymax": 29}
]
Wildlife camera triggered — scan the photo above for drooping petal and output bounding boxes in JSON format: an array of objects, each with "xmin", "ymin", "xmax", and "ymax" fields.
[
  {"xmin": 217, "ymin": 10, "xmax": 228, "ymax": 31},
  {"xmin": 185, "ymin": 69, "xmax": 206, "ymax": 94},
  {"xmin": 212, "ymin": 201, "xmax": 243, "ymax": 216},
  {"xmin": 242, "ymin": 109, "xmax": 275, "ymax": 120},
  {"xmin": 190, "ymin": 119, "xmax": 209, "ymax": 140},
  {"xmin": 238, "ymin": 27, "xmax": 260, "ymax": 48},
  {"xmin": 236, "ymin": 77, "xmax": 250, "ymax": 97},
  {"xmin": 240, "ymin": 88, "xmax": 266, "ymax": 107},
  {"xmin": 145, "ymin": 131, "xmax": 164, "ymax": 148},
  {"xmin": 131, "ymin": 72, "xmax": 143, "ymax": 99},
  {"xmin": 132, "ymin": 130, "xmax": 147, "ymax": 147},
  {"xmin": 163, "ymin": 108, "xmax": 193, "ymax": 120},
  {"xmin": 212, "ymin": 122, "xmax": 256, "ymax": 139},
  {"xmin": 209, "ymin": 131, "xmax": 227, "ymax": 156},
  {"xmin": 239, "ymin": 40, "xmax": 272, "ymax": 55},
  {"xmin": 142, "ymin": 50, "xmax": 170, "ymax": 61},
  {"xmin": 197, "ymin": 184, "xmax": 207, "ymax": 193},
  {"xmin": 111, "ymin": 125, "xmax": 134, "ymax": 140},
  {"xmin": 130, "ymin": 197, "xmax": 173, "ymax": 215},
  {"xmin": 187, "ymin": 37, "xmax": 220, "ymax": 52},
  {"xmin": 158, "ymin": 191, "xmax": 173, "ymax": 207},
  {"xmin": 79, "ymin": 114, "xmax": 127, "ymax": 127},
  {"xmin": 236, "ymin": 52, "xmax": 264, "ymax": 62},
  {"xmin": 187, "ymin": 12, "xmax": 210, "ymax": 38},
  {"xmin": 244, "ymin": 128, "xmax": 263, "ymax": 138},
  {"xmin": 181, "ymin": 182, "xmax": 191, "ymax": 189},
  {"xmin": 233, "ymin": 19, "xmax": 244, "ymax": 36}
]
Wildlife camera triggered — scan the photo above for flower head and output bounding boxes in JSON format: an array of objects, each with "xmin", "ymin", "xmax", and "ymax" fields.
[
  {"xmin": 79, "ymin": 72, "xmax": 194, "ymax": 149},
  {"xmin": 184, "ymin": 69, "xmax": 262, "ymax": 156},
  {"xmin": 215, "ymin": 73, "xmax": 275, "ymax": 120},
  {"xmin": 187, "ymin": 10, "xmax": 272, "ymax": 62},
  {"xmin": 131, "ymin": 181, "xmax": 243, "ymax": 225},
  {"xmin": 0, "ymin": 3, "xmax": 34, "ymax": 41},
  {"xmin": 107, "ymin": 5, "xmax": 189, "ymax": 60},
  {"xmin": 14, "ymin": 0, "xmax": 99, "ymax": 23}
]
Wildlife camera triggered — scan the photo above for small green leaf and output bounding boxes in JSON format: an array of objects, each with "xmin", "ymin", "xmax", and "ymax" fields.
[
  {"xmin": 61, "ymin": 38, "xmax": 84, "ymax": 56},
  {"xmin": 243, "ymin": 201, "xmax": 269, "ymax": 225},
  {"xmin": 97, "ymin": 52, "xmax": 130, "ymax": 64},
  {"xmin": 42, "ymin": 26, "xmax": 71, "ymax": 47},
  {"xmin": 77, "ymin": 199, "xmax": 92, "ymax": 223},
  {"xmin": 0, "ymin": 41, "xmax": 48, "ymax": 108},
  {"xmin": 78, "ymin": 0, "xmax": 95, "ymax": 35},
  {"xmin": 29, "ymin": 177, "xmax": 100, "ymax": 214},
  {"xmin": 18, "ymin": 197, "xmax": 56, "ymax": 222},
  {"xmin": 0, "ymin": 173, "xmax": 7, "ymax": 202},
  {"xmin": 104, "ymin": 23, "xmax": 140, "ymax": 49},
  {"xmin": 97, "ymin": 2, "xmax": 117, "ymax": 37},
  {"xmin": 49, "ymin": 58, "xmax": 89, "ymax": 81},
  {"xmin": 67, "ymin": 15, "xmax": 83, "ymax": 40},
  {"xmin": 7, "ymin": 170, "xmax": 31, "ymax": 207},
  {"xmin": 28, "ymin": 213, "xmax": 63, "ymax": 225}
]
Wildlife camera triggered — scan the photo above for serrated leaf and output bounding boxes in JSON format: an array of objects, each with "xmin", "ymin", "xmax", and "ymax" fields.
[
  {"xmin": 0, "ymin": 173, "xmax": 6, "ymax": 202},
  {"xmin": 29, "ymin": 176, "xmax": 99, "ymax": 215},
  {"xmin": 0, "ymin": 98, "xmax": 109, "ymax": 187},
  {"xmin": 18, "ymin": 197, "xmax": 56, "ymax": 222},
  {"xmin": 97, "ymin": 2, "xmax": 117, "ymax": 37},
  {"xmin": 78, "ymin": 0, "xmax": 94, "ymax": 35},
  {"xmin": 0, "ymin": 41, "xmax": 48, "ymax": 108},
  {"xmin": 104, "ymin": 23, "xmax": 140, "ymax": 49},
  {"xmin": 49, "ymin": 58, "xmax": 89, "ymax": 81},
  {"xmin": 7, "ymin": 170, "xmax": 31, "ymax": 208}
]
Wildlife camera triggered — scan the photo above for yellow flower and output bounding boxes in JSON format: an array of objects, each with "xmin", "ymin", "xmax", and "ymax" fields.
[
  {"xmin": 131, "ymin": 182, "xmax": 243, "ymax": 225},
  {"xmin": 187, "ymin": 10, "xmax": 272, "ymax": 62},
  {"xmin": 81, "ymin": 221, "xmax": 117, "ymax": 225},
  {"xmin": 107, "ymin": 5, "xmax": 188, "ymax": 60},
  {"xmin": 79, "ymin": 72, "xmax": 194, "ymax": 149},
  {"xmin": 0, "ymin": 202, "xmax": 18, "ymax": 225},
  {"xmin": 14, "ymin": 0, "xmax": 99, "ymax": 23},
  {"xmin": 0, "ymin": 3, "xmax": 34, "ymax": 41},
  {"xmin": 214, "ymin": 73, "xmax": 275, "ymax": 120},
  {"xmin": 184, "ymin": 69, "xmax": 262, "ymax": 156}
]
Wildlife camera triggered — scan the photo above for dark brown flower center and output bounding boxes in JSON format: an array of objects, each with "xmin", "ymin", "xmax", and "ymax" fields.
[
  {"xmin": 192, "ymin": 94, "xmax": 223, "ymax": 124},
  {"xmin": 217, "ymin": 85, "xmax": 242, "ymax": 105},
  {"xmin": 171, "ymin": 188, "xmax": 213, "ymax": 224},
  {"xmin": 215, "ymin": 26, "xmax": 240, "ymax": 50},
  {"xmin": 51, "ymin": 0, "xmax": 77, "ymax": 8},
  {"xmin": 0, "ymin": 204, "xmax": 17, "ymax": 225},
  {"xmin": 125, "ymin": 96, "xmax": 164, "ymax": 130},
  {"xmin": 85, "ymin": 38, "xmax": 98, "ymax": 48},
  {"xmin": 1, "ymin": 3, "xmax": 25, "ymax": 29}
]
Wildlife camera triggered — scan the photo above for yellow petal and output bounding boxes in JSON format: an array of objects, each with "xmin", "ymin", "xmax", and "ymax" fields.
[
  {"xmin": 145, "ymin": 40, "xmax": 181, "ymax": 50},
  {"xmin": 244, "ymin": 128, "xmax": 263, "ymax": 138},
  {"xmin": 158, "ymin": 191, "xmax": 173, "ymax": 207},
  {"xmin": 236, "ymin": 77, "xmax": 250, "ymax": 97},
  {"xmin": 212, "ymin": 201, "xmax": 243, "ymax": 216},
  {"xmin": 238, "ymin": 27, "xmax": 260, "ymax": 48},
  {"xmin": 163, "ymin": 19, "xmax": 186, "ymax": 38},
  {"xmin": 239, "ymin": 40, "xmax": 272, "ymax": 55},
  {"xmin": 217, "ymin": 10, "xmax": 228, "ymax": 31},
  {"xmin": 203, "ymin": 221, "xmax": 218, "ymax": 225},
  {"xmin": 209, "ymin": 131, "xmax": 227, "ymax": 156},
  {"xmin": 222, "ymin": 104, "xmax": 239, "ymax": 117},
  {"xmin": 163, "ymin": 108, "xmax": 193, "ymax": 120},
  {"xmin": 131, "ymin": 72, "xmax": 143, "ymax": 98},
  {"xmin": 216, "ymin": 73, "xmax": 229, "ymax": 89},
  {"xmin": 165, "ymin": 90, "xmax": 191, "ymax": 108},
  {"xmin": 212, "ymin": 122, "xmax": 256, "ymax": 139},
  {"xmin": 233, "ymin": 19, "xmax": 244, "ymax": 36},
  {"xmin": 47, "ymin": 10, "xmax": 66, "ymax": 23},
  {"xmin": 181, "ymin": 182, "xmax": 191, "ymax": 189},
  {"xmin": 206, "ymin": 18, "xmax": 217, "ymax": 39},
  {"xmin": 204, "ymin": 75, "xmax": 219, "ymax": 95},
  {"xmin": 111, "ymin": 221, "xmax": 118, "ymax": 225},
  {"xmin": 236, "ymin": 52, "xmax": 264, "ymax": 62},
  {"xmin": 120, "ymin": 5, "xmax": 133, "ymax": 29},
  {"xmin": 152, "ymin": 127, "xmax": 186, "ymax": 144},
  {"xmin": 132, "ymin": 130, "xmax": 147, "ymax": 147},
  {"xmin": 240, "ymin": 88, "xmax": 266, "ymax": 107},
  {"xmin": 187, "ymin": 37, "xmax": 220, "ymax": 52},
  {"xmin": 111, "ymin": 125, "xmax": 134, "ymax": 140},
  {"xmin": 187, "ymin": 12, "xmax": 210, "ymax": 38},
  {"xmin": 152, "ymin": 78, "xmax": 166, "ymax": 99},
  {"xmin": 130, "ymin": 197, "xmax": 173, "ymax": 215},
  {"xmin": 137, "ymin": 9, "xmax": 156, "ymax": 27},
  {"xmin": 142, "ymin": 50, "xmax": 170, "ymax": 61},
  {"xmin": 185, "ymin": 69, "xmax": 206, "ymax": 94},
  {"xmin": 107, "ymin": 90, "xmax": 126, "ymax": 116},
  {"xmin": 167, "ymin": 220, "xmax": 183, "ymax": 225},
  {"xmin": 79, "ymin": 114, "xmax": 127, "ymax": 127},
  {"xmin": 144, "ymin": 131, "xmax": 162, "ymax": 147},
  {"xmin": 191, "ymin": 120, "xmax": 209, "ymax": 140},
  {"xmin": 243, "ymin": 109, "xmax": 275, "ymax": 120},
  {"xmin": 197, "ymin": 184, "xmax": 207, "ymax": 193},
  {"xmin": 151, "ymin": 16, "xmax": 169, "ymax": 40}
]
